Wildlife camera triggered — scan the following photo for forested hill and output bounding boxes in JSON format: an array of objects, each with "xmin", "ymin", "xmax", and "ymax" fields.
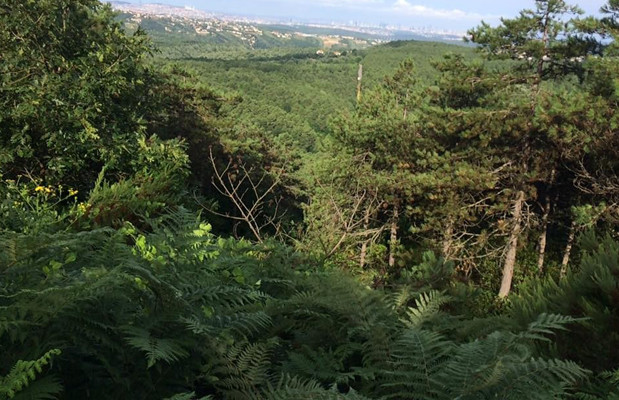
[
  {"xmin": 2, "ymin": 0, "xmax": 619, "ymax": 399},
  {"xmin": 160, "ymin": 40, "xmax": 473, "ymax": 136}
]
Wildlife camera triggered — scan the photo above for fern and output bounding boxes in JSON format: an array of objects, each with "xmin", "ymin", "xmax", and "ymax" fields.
[
  {"xmin": 519, "ymin": 313, "xmax": 582, "ymax": 342},
  {"xmin": 185, "ymin": 311, "xmax": 272, "ymax": 338},
  {"xmin": 212, "ymin": 341, "xmax": 275, "ymax": 400},
  {"xmin": 403, "ymin": 290, "xmax": 450, "ymax": 328},
  {"xmin": 0, "ymin": 350, "xmax": 62, "ymax": 400},
  {"xmin": 283, "ymin": 345, "xmax": 357, "ymax": 385},
  {"xmin": 509, "ymin": 235, "xmax": 619, "ymax": 376},
  {"xmin": 1, "ymin": 205, "xmax": 599, "ymax": 399},
  {"xmin": 122, "ymin": 326, "xmax": 190, "ymax": 369},
  {"xmin": 489, "ymin": 358, "xmax": 588, "ymax": 399},
  {"xmin": 260, "ymin": 375, "xmax": 374, "ymax": 400},
  {"xmin": 387, "ymin": 285, "xmax": 416, "ymax": 312},
  {"xmin": 381, "ymin": 329, "xmax": 452, "ymax": 400},
  {"xmin": 164, "ymin": 392, "xmax": 212, "ymax": 400},
  {"xmin": 352, "ymin": 294, "xmax": 592, "ymax": 400},
  {"xmin": 9, "ymin": 376, "xmax": 63, "ymax": 400}
]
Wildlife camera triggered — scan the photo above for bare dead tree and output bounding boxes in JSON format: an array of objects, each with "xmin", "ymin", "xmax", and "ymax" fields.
[
  {"xmin": 360, "ymin": 204, "xmax": 383, "ymax": 269},
  {"xmin": 200, "ymin": 147, "xmax": 286, "ymax": 243},
  {"xmin": 312, "ymin": 181, "xmax": 384, "ymax": 260}
]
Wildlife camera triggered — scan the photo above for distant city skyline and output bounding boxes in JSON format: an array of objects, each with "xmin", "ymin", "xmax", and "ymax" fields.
[{"xmin": 118, "ymin": 0, "xmax": 610, "ymax": 32}]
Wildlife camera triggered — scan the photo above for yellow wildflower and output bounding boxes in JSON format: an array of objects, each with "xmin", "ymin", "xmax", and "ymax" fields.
[{"xmin": 35, "ymin": 186, "xmax": 45, "ymax": 192}]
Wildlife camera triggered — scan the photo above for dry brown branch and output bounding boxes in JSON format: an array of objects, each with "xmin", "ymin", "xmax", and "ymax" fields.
[{"xmin": 200, "ymin": 147, "xmax": 286, "ymax": 243}]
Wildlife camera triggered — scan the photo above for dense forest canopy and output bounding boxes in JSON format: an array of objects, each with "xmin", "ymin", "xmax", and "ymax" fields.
[{"xmin": 1, "ymin": 0, "xmax": 619, "ymax": 398}]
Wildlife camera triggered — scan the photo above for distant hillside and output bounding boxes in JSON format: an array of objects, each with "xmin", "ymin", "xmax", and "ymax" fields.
[
  {"xmin": 113, "ymin": 2, "xmax": 469, "ymax": 59},
  {"xmin": 161, "ymin": 40, "xmax": 476, "ymax": 135},
  {"xmin": 115, "ymin": 11, "xmax": 383, "ymax": 58}
]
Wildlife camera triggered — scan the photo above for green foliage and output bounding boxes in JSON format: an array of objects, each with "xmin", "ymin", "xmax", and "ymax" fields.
[
  {"xmin": 0, "ymin": 350, "xmax": 62, "ymax": 400},
  {"xmin": 0, "ymin": 0, "xmax": 195, "ymax": 202},
  {"xmin": 0, "ymin": 200, "xmax": 599, "ymax": 399},
  {"xmin": 212, "ymin": 340, "xmax": 275, "ymax": 398},
  {"xmin": 123, "ymin": 326, "xmax": 190, "ymax": 369},
  {"xmin": 509, "ymin": 233, "xmax": 619, "ymax": 374},
  {"xmin": 467, "ymin": 0, "xmax": 597, "ymax": 80},
  {"xmin": 0, "ymin": 207, "xmax": 269, "ymax": 398},
  {"xmin": 398, "ymin": 251, "xmax": 455, "ymax": 290},
  {"xmin": 165, "ymin": 393, "xmax": 212, "ymax": 400},
  {"xmin": 260, "ymin": 375, "xmax": 372, "ymax": 400},
  {"xmin": 1, "ymin": 1, "xmax": 145, "ymax": 183},
  {"xmin": 0, "ymin": 178, "xmax": 79, "ymax": 234},
  {"xmin": 1, "ymin": 0, "xmax": 618, "ymax": 398},
  {"xmin": 79, "ymin": 136, "xmax": 189, "ymax": 228},
  {"xmin": 360, "ymin": 41, "xmax": 474, "ymax": 85},
  {"xmin": 159, "ymin": 39, "xmax": 472, "ymax": 138},
  {"xmin": 376, "ymin": 312, "xmax": 588, "ymax": 400}
]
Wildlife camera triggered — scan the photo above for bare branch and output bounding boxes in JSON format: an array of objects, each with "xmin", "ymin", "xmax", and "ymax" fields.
[{"xmin": 203, "ymin": 148, "xmax": 287, "ymax": 243}]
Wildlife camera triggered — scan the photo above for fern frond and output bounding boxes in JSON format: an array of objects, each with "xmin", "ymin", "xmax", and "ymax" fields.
[
  {"xmin": 262, "ymin": 375, "xmax": 326, "ymax": 400},
  {"xmin": 210, "ymin": 312, "xmax": 272, "ymax": 337},
  {"xmin": 261, "ymin": 375, "xmax": 374, "ymax": 400},
  {"xmin": 491, "ymin": 358, "xmax": 589, "ymax": 399},
  {"xmin": 11, "ymin": 375, "xmax": 63, "ymax": 400},
  {"xmin": 0, "ymin": 350, "xmax": 62, "ymax": 399},
  {"xmin": 437, "ymin": 338, "xmax": 499, "ymax": 397},
  {"xmin": 122, "ymin": 327, "xmax": 189, "ymax": 368},
  {"xmin": 387, "ymin": 286, "xmax": 416, "ymax": 312},
  {"xmin": 404, "ymin": 290, "xmax": 450, "ymax": 328},
  {"xmin": 520, "ymin": 313, "xmax": 582, "ymax": 342},
  {"xmin": 187, "ymin": 285, "xmax": 267, "ymax": 310},
  {"xmin": 282, "ymin": 345, "xmax": 357, "ymax": 384},
  {"xmin": 164, "ymin": 392, "xmax": 213, "ymax": 400},
  {"xmin": 381, "ymin": 328, "xmax": 452, "ymax": 400},
  {"xmin": 213, "ymin": 341, "xmax": 274, "ymax": 399}
]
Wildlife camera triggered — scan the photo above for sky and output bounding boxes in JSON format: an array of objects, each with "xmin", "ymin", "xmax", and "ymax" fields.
[{"xmin": 125, "ymin": 0, "xmax": 610, "ymax": 32}]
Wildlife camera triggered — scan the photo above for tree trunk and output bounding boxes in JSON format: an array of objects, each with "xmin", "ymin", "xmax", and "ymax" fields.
[
  {"xmin": 388, "ymin": 205, "xmax": 399, "ymax": 268},
  {"xmin": 359, "ymin": 207, "xmax": 371, "ymax": 269},
  {"xmin": 537, "ymin": 169, "xmax": 555, "ymax": 273},
  {"xmin": 560, "ymin": 220, "xmax": 577, "ymax": 279},
  {"xmin": 356, "ymin": 64, "xmax": 363, "ymax": 104},
  {"xmin": 442, "ymin": 219, "xmax": 454, "ymax": 261},
  {"xmin": 537, "ymin": 196, "xmax": 551, "ymax": 273},
  {"xmin": 360, "ymin": 241, "xmax": 368, "ymax": 269},
  {"xmin": 498, "ymin": 191, "xmax": 526, "ymax": 298}
]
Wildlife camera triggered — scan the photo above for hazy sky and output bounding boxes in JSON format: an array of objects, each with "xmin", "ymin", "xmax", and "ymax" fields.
[{"xmin": 125, "ymin": 1, "xmax": 610, "ymax": 32}]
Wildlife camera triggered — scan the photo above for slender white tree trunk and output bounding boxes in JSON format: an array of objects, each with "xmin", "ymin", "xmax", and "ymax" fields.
[
  {"xmin": 537, "ymin": 197, "xmax": 551, "ymax": 273},
  {"xmin": 499, "ymin": 191, "xmax": 526, "ymax": 298},
  {"xmin": 538, "ymin": 169, "xmax": 555, "ymax": 273},
  {"xmin": 356, "ymin": 64, "xmax": 363, "ymax": 103},
  {"xmin": 388, "ymin": 205, "xmax": 399, "ymax": 268},
  {"xmin": 560, "ymin": 220, "xmax": 577, "ymax": 279},
  {"xmin": 359, "ymin": 207, "xmax": 371, "ymax": 269},
  {"xmin": 442, "ymin": 219, "xmax": 455, "ymax": 261}
]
